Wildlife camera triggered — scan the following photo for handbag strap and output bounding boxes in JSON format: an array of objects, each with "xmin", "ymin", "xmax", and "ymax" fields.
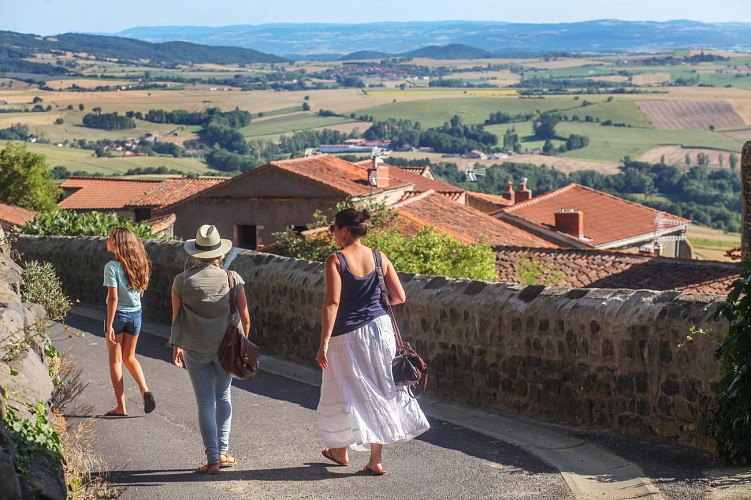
[
  {"xmin": 226, "ymin": 270, "xmax": 237, "ymax": 319},
  {"xmin": 372, "ymin": 248, "xmax": 405, "ymax": 349}
]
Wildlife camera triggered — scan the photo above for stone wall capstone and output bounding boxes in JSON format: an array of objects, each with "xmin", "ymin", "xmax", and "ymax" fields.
[{"xmin": 12, "ymin": 235, "xmax": 727, "ymax": 449}]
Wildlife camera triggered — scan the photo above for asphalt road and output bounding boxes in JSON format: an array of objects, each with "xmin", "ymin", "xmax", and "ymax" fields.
[{"xmin": 52, "ymin": 313, "xmax": 573, "ymax": 500}]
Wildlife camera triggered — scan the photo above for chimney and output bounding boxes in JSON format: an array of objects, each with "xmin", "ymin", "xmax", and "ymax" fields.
[
  {"xmin": 368, "ymin": 156, "xmax": 390, "ymax": 189},
  {"xmin": 554, "ymin": 209, "xmax": 584, "ymax": 238},
  {"xmin": 742, "ymin": 141, "xmax": 751, "ymax": 260},
  {"xmin": 502, "ymin": 180, "xmax": 515, "ymax": 203},
  {"xmin": 515, "ymin": 178, "xmax": 532, "ymax": 203}
]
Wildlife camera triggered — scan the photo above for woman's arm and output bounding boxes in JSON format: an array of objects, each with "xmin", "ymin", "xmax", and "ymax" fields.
[
  {"xmin": 236, "ymin": 287, "xmax": 251, "ymax": 337},
  {"xmin": 171, "ymin": 289, "xmax": 184, "ymax": 368},
  {"xmin": 316, "ymin": 254, "xmax": 341, "ymax": 370},
  {"xmin": 382, "ymin": 252, "xmax": 406, "ymax": 305},
  {"xmin": 105, "ymin": 287, "xmax": 118, "ymax": 343}
]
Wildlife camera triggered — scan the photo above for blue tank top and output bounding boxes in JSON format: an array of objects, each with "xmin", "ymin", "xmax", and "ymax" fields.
[{"xmin": 331, "ymin": 251, "xmax": 388, "ymax": 337}]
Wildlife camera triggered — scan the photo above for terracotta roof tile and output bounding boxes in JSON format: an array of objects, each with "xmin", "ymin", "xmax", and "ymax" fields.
[
  {"xmin": 466, "ymin": 191, "xmax": 514, "ymax": 213},
  {"xmin": 58, "ymin": 177, "xmax": 159, "ymax": 210},
  {"xmin": 500, "ymin": 184, "xmax": 691, "ymax": 247},
  {"xmin": 495, "ymin": 246, "xmax": 738, "ymax": 294},
  {"xmin": 0, "ymin": 202, "xmax": 37, "ymax": 227},
  {"xmin": 395, "ymin": 192, "xmax": 557, "ymax": 247},
  {"xmin": 128, "ymin": 178, "xmax": 225, "ymax": 207},
  {"xmin": 355, "ymin": 160, "xmax": 463, "ymax": 196},
  {"xmin": 274, "ymin": 155, "xmax": 410, "ymax": 197}
]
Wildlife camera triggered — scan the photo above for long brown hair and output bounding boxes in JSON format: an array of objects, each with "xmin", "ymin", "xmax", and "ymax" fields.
[{"xmin": 109, "ymin": 227, "xmax": 150, "ymax": 291}]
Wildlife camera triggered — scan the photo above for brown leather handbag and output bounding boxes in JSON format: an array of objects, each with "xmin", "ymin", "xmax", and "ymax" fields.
[{"xmin": 218, "ymin": 271, "xmax": 260, "ymax": 380}]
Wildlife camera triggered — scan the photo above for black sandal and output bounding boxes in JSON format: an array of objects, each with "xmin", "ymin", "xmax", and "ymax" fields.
[{"xmin": 143, "ymin": 391, "xmax": 156, "ymax": 414}]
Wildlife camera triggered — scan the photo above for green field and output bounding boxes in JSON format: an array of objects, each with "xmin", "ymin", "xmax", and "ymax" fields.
[
  {"xmin": 354, "ymin": 96, "xmax": 594, "ymax": 128},
  {"xmin": 0, "ymin": 140, "xmax": 213, "ymax": 175},
  {"xmin": 240, "ymin": 112, "xmax": 356, "ymax": 137},
  {"xmin": 557, "ymin": 122, "xmax": 745, "ymax": 162}
]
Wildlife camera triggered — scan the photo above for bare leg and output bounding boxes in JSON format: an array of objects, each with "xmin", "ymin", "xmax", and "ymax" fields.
[
  {"xmin": 366, "ymin": 444, "xmax": 385, "ymax": 473},
  {"xmin": 107, "ymin": 333, "xmax": 126, "ymax": 413},
  {"xmin": 121, "ymin": 333, "xmax": 149, "ymax": 396}
]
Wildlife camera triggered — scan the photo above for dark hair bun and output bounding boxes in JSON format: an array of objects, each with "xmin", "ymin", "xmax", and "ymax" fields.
[{"xmin": 360, "ymin": 209, "xmax": 371, "ymax": 222}]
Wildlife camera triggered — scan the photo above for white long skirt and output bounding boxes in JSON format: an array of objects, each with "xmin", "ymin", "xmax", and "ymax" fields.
[{"xmin": 317, "ymin": 314, "xmax": 430, "ymax": 451}]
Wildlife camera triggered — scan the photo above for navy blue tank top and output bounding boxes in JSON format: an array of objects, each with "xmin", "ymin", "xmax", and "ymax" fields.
[{"xmin": 331, "ymin": 251, "xmax": 388, "ymax": 337}]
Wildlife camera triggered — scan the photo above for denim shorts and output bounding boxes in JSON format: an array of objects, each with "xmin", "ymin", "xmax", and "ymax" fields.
[{"xmin": 112, "ymin": 309, "xmax": 142, "ymax": 335}]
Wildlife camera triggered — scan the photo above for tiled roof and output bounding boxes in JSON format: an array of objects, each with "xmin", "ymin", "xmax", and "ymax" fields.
[
  {"xmin": 58, "ymin": 177, "xmax": 159, "ymax": 210},
  {"xmin": 495, "ymin": 246, "xmax": 739, "ymax": 294},
  {"xmin": 466, "ymin": 191, "xmax": 514, "ymax": 213},
  {"xmin": 499, "ymin": 184, "xmax": 691, "ymax": 247},
  {"xmin": 396, "ymin": 166, "xmax": 434, "ymax": 179},
  {"xmin": 355, "ymin": 161, "xmax": 463, "ymax": 196},
  {"xmin": 395, "ymin": 191, "xmax": 557, "ymax": 247},
  {"xmin": 128, "ymin": 178, "xmax": 225, "ymax": 207},
  {"xmin": 146, "ymin": 213, "xmax": 176, "ymax": 233},
  {"xmin": 0, "ymin": 202, "xmax": 37, "ymax": 227},
  {"xmin": 275, "ymin": 155, "xmax": 410, "ymax": 197}
]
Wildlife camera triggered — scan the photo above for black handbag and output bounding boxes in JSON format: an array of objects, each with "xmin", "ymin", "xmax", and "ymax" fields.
[
  {"xmin": 373, "ymin": 249, "xmax": 427, "ymax": 398},
  {"xmin": 218, "ymin": 271, "xmax": 260, "ymax": 380}
]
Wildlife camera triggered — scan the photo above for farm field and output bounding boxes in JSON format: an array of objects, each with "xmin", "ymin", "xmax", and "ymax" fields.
[
  {"xmin": 240, "ymin": 112, "xmax": 357, "ymax": 137},
  {"xmin": 636, "ymin": 99, "xmax": 745, "ymax": 129},
  {"xmin": 0, "ymin": 140, "xmax": 213, "ymax": 175},
  {"xmin": 685, "ymin": 225, "xmax": 740, "ymax": 263},
  {"xmin": 637, "ymin": 145, "xmax": 744, "ymax": 168}
]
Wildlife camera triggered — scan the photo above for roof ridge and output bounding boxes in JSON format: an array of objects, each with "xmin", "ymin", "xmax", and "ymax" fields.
[
  {"xmin": 392, "ymin": 189, "xmax": 435, "ymax": 208},
  {"xmin": 503, "ymin": 183, "xmax": 577, "ymax": 211},
  {"xmin": 64, "ymin": 176, "xmax": 160, "ymax": 183}
]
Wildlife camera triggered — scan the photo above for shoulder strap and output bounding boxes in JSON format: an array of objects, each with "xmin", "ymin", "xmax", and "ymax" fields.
[
  {"xmin": 372, "ymin": 249, "xmax": 404, "ymax": 349},
  {"xmin": 226, "ymin": 270, "xmax": 237, "ymax": 318}
]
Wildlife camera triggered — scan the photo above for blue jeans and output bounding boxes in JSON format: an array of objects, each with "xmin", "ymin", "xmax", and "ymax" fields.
[
  {"xmin": 184, "ymin": 350, "xmax": 233, "ymax": 464},
  {"xmin": 112, "ymin": 309, "xmax": 142, "ymax": 335}
]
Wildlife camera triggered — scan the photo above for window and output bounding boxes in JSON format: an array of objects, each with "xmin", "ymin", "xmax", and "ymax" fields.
[{"xmin": 236, "ymin": 225, "xmax": 257, "ymax": 250}]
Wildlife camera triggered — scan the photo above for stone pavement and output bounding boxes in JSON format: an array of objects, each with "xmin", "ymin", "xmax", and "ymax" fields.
[{"xmin": 53, "ymin": 305, "xmax": 750, "ymax": 499}]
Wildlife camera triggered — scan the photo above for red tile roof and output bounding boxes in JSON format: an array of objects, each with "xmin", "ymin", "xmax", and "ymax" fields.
[
  {"xmin": 355, "ymin": 160, "xmax": 464, "ymax": 196},
  {"xmin": 495, "ymin": 247, "xmax": 738, "ymax": 294},
  {"xmin": 128, "ymin": 178, "xmax": 225, "ymax": 207},
  {"xmin": 59, "ymin": 177, "xmax": 159, "ymax": 210},
  {"xmin": 275, "ymin": 155, "xmax": 410, "ymax": 197},
  {"xmin": 499, "ymin": 184, "xmax": 691, "ymax": 247},
  {"xmin": 0, "ymin": 202, "xmax": 37, "ymax": 227},
  {"xmin": 395, "ymin": 191, "xmax": 557, "ymax": 247},
  {"xmin": 466, "ymin": 191, "xmax": 514, "ymax": 213}
]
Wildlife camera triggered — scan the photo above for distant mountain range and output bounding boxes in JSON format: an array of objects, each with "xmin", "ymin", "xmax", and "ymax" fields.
[{"xmin": 114, "ymin": 20, "xmax": 751, "ymax": 59}]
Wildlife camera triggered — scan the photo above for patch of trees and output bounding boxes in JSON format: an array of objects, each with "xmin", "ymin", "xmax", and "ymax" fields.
[
  {"xmin": 0, "ymin": 123, "xmax": 34, "ymax": 141},
  {"xmin": 418, "ymin": 115, "xmax": 497, "ymax": 154},
  {"xmin": 82, "ymin": 111, "xmax": 135, "ymax": 130},
  {"xmin": 485, "ymin": 111, "xmax": 535, "ymax": 125},
  {"xmin": 141, "ymin": 107, "xmax": 251, "ymax": 128}
]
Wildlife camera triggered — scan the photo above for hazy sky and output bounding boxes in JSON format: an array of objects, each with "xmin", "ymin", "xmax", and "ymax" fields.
[{"xmin": 4, "ymin": 0, "xmax": 750, "ymax": 35}]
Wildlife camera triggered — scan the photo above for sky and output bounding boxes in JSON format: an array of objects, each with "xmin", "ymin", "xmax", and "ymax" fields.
[{"xmin": 3, "ymin": 0, "xmax": 750, "ymax": 36}]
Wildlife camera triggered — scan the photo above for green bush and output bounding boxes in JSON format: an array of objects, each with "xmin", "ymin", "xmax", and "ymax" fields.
[
  {"xmin": 710, "ymin": 260, "xmax": 751, "ymax": 464},
  {"xmin": 271, "ymin": 202, "xmax": 496, "ymax": 281},
  {"xmin": 3, "ymin": 400, "xmax": 62, "ymax": 475},
  {"xmin": 20, "ymin": 261, "xmax": 72, "ymax": 321},
  {"xmin": 15, "ymin": 209, "xmax": 162, "ymax": 238}
]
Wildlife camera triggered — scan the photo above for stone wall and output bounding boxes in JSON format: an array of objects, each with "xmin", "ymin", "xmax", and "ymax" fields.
[
  {"xmin": 13, "ymin": 235, "xmax": 727, "ymax": 450},
  {"xmin": 0, "ymin": 232, "xmax": 65, "ymax": 499}
]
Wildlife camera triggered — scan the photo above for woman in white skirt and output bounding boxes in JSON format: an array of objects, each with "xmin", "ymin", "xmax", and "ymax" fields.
[{"xmin": 316, "ymin": 207, "xmax": 430, "ymax": 475}]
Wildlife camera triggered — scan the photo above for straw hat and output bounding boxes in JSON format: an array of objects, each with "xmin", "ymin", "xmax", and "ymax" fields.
[{"xmin": 184, "ymin": 224, "xmax": 232, "ymax": 259}]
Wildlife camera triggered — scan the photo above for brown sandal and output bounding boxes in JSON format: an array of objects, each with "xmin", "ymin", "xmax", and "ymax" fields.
[
  {"xmin": 196, "ymin": 463, "xmax": 220, "ymax": 475},
  {"xmin": 219, "ymin": 452, "xmax": 237, "ymax": 467}
]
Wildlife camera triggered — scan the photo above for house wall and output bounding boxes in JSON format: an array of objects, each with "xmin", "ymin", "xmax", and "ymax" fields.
[
  {"xmin": 13, "ymin": 235, "xmax": 726, "ymax": 450},
  {"xmin": 169, "ymin": 198, "xmax": 341, "ymax": 248}
]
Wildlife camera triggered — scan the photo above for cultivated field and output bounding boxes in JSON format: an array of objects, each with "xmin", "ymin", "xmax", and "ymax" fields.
[
  {"xmin": 686, "ymin": 224, "xmax": 740, "ymax": 262},
  {"xmin": 638, "ymin": 145, "xmax": 743, "ymax": 168},
  {"xmin": 636, "ymin": 99, "xmax": 746, "ymax": 130}
]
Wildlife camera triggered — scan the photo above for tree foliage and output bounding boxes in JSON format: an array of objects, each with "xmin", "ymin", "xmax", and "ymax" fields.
[
  {"xmin": 709, "ymin": 260, "xmax": 751, "ymax": 464},
  {"xmin": 0, "ymin": 142, "xmax": 59, "ymax": 212},
  {"xmin": 15, "ymin": 210, "xmax": 162, "ymax": 239},
  {"xmin": 270, "ymin": 202, "xmax": 496, "ymax": 281}
]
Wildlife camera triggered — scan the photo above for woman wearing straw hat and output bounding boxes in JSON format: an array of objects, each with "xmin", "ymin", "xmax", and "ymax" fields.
[{"xmin": 169, "ymin": 225, "xmax": 251, "ymax": 475}]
